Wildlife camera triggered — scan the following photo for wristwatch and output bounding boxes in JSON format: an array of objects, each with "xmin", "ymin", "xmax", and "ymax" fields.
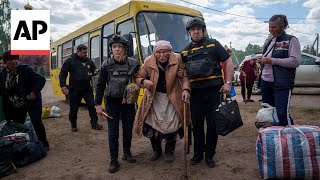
[{"xmin": 225, "ymin": 81, "xmax": 232, "ymax": 85}]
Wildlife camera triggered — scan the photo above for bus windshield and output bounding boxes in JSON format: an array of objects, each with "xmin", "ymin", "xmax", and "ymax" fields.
[{"xmin": 137, "ymin": 12, "xmax": 192, "ymax": 60}]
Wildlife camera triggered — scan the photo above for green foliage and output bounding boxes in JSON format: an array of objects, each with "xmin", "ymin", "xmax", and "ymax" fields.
[
  {"xmin": 231, "ymin": 43, "xmax": 262, "ymax": 66},
  {"xmin": 302, "ymin": 45, "xmax": 319, "ymax": 57},
  {"xmin": 0, "ymin": 0, "xmax": 11, "ymax": 54}
]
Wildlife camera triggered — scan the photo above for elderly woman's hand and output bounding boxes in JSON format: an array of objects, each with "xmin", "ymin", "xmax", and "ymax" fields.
[
  {"xmin": 182, "ymin": 89, "xmax": 190, "ymax": 103},
  {"xmin": 143, "ymin": 80, "xmax": 154, "ymax": 91}
]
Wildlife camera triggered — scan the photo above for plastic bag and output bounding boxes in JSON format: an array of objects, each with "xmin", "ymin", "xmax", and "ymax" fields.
[
  {"xmin": 49, "ymin": 106, "xmax": 61, "ymax": 118},
  {"xmin": 41, "ymin": 106, "xmax": 50, "ymax": 119},
  {"xmin": 229, "ymin": 85, "xmax": 236, "ymax": 97},
  {"xmin": 255, "ymin": 103, "xmax": 279, "ymax": 128},
  {"xmin": 257, "ymin": 125, "xmax": 320, "ymax": 179}
]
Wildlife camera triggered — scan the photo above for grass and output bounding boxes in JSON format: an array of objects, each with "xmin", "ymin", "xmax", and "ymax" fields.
[
  {"xmin": 231, "ymin": 165, "xmax": 245, "ymax": 174},
  {"xmin": 302, "ymin": 108, "xmax": 320, "ymax": 115}
]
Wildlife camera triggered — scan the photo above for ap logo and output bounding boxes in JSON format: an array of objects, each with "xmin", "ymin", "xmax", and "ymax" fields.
[{"xmin": 11, "ymin": 10, "xmax": 50, "ymax": 55}]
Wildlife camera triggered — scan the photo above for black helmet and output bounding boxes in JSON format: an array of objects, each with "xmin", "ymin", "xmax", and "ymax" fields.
[
  {"xmin": 109, "ymin": 35, "xmax": 130, "ymax": 48},
  {"xmin": 186, "ymin": 17, "xmax": 206, "ymax": 31}
]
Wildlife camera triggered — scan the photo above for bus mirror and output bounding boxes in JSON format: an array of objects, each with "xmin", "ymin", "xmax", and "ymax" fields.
[{"xmin": 123, "ymin": 33, "xmax": 134, "ymax": 57}]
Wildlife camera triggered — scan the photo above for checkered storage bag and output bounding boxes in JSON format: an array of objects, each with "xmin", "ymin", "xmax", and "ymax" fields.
[{"xmin": 256, "ymin": 125, "xmax": 320, "ymax": 179}]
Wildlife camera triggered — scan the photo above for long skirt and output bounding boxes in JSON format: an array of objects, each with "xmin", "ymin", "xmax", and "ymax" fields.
[{"xmin": 143, "ymin": 92, "xmax": 183, "ymax": 142}]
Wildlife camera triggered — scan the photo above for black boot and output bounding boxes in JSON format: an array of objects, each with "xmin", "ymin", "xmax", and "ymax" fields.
[
  {"xmin": 108, "ymin": 160, "xmax": 120, "ymax": 173},
  {"xmin": 150, "ymin": 139, "xmax": 162, "ymax": 161},
  {"xmin": 165, "ymin": 141, "xmax": 176, "ymax": 163},
  {"xmin": 191, "ymin": 133, "xmax": 204, "ymax": 165},
  {"xmin": 205, "ymin": 153, "xmax": 216, "ymax": 168},
  {"xmin": 190, "ymin": 153, "xmax": 203, "ymax": 165},
  {"xmin": 71, "ymin": 123, "xmax": 78, "ymax": 132},
  {"xmin": 122, "ymin": 152, "xmax": 136, "ymax": 163},
  {"xmin": 91, "ymin": 123, "xmax": 103, "ymax": 130}
]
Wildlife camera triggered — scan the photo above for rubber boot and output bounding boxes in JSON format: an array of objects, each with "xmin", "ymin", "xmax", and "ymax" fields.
[
  {"xmin": 165, "ymin": 141, "xmax": 176, "ymax": 163},
  {"xmin": 150, "ymin": 139, "xmax": 162, "ymax": 161}
]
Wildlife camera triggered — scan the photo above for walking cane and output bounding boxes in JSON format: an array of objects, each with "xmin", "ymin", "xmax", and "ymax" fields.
[
  {"xmin": 183, "ymin": 102, "xmax": 188, "ymax": 179},
  {"xmin": 244, "ymin": 75, "xmax": 247, "ymax": 103}
]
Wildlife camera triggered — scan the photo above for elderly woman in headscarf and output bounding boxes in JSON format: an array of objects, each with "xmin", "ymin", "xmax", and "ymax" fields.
[{"xmin": 134, "ymin": 40, "xmax": 191, "ymax": 163}]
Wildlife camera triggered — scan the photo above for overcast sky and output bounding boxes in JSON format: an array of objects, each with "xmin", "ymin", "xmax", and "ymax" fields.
[{"xmin": 10, "ymin": 0, "xmax": 320, "ymax": 50}]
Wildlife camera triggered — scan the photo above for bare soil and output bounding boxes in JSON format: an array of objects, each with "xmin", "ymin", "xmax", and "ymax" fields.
[{"xmin": 3, "ymin": 82, "xmax": 320, "ymax": 180}]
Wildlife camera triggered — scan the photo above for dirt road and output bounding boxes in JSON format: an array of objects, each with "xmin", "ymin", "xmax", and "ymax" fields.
[{"xmin": 3, "ymin": 81, "xmax": 320, "ymax": 180}]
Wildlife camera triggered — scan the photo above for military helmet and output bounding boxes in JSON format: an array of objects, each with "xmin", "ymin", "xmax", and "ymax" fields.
[
  {"xmin": 186, "ymin": 17, "xmax": 206, "ymax": 31},
  {"xmin": 109, "ymin": 35, "xmax": 130, "ymax": 48}
]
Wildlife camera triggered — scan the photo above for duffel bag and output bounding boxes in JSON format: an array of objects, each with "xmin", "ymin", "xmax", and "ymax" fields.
[
  {"xmin": 256, "ymin": 125, "xmax": 320, "ymax": 179},
  {"xmin": 12, "ymin": 141, "xmax": 47, "ymax": 167}
]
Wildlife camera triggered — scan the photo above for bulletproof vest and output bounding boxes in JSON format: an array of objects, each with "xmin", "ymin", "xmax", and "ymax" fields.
[
  {"xmin": 181, "ymin": 42, "xmax": 222, "ymax": 80},
  {"xmin": 105, "ymin": 57, "xmax": 138, "ymax": 98},
  {"xmin": 70, "ymin": 58, "xmax": 92, "ymax": 81}
]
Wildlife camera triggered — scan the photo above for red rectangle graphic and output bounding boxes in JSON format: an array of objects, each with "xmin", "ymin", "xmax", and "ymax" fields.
[{"xmin": 10, "ymin": 50, "xmax": 50, "ymax": 55}]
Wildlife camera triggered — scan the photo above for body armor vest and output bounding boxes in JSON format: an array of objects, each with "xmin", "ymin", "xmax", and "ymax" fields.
[
  {"xmin": 181, "ymin": 40, "xmax": 222, "ymax": 81},
  {"xmin": 105, "ymin": 57, "xmax": 138, "ymax": 98},
  {"xmin": 70, "ymin": 59, "xmax": 92, "ymax": 81}
]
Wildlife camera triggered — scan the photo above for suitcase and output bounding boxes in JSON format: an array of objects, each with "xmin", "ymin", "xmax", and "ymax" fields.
[{"xmin": 256, "ymin": 125, "xmax": 320, "ymax": 179}]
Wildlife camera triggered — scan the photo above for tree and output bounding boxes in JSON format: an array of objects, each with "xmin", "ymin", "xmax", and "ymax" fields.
[
  {"xmin": 0, "ymin": 0, "xmax": 11, "ymax": 54},
  {"xmin": 232, "ymin": 43, "xmax": 262, "ymax": 65},
  {"xmin": 302, "ymin": 45, "xmax": 310, "ymax": 53},
  {"xmin": 302, "ymin": 45, "xmax": 317, "ymax": 56},
  {"xmin": 309, "ymin": 46, "xmax": 316, "ymax": 56}
]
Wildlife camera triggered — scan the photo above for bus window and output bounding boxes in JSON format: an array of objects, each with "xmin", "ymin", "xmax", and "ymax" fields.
[
  {"xmin": 51, "ymin": 51, "xmax": 57, "ymax": 69},
  {"xmin": 90, "ymin": 36, "xmax": 100, "ymax": 68},
  {"xmin": 102, "ymin": 22, "xmax": 115, "ymax": 62},
  {"xmin": 62, "ymin": 41, "xmax": 72, "ymax": 63},
  {"xmin": 57, "ymin": 45, "xmax": 62, "ymax": 69},
  {"xmin": 74, "ymin": 33, "xmax": 89, "ymax": 53},
  {"xmin": 137, "ymin": 12, "xmax": 192, "ymax": 59},
  {"xmin": 117, "ymin": 19, "xmax": 138, "ymax": 57}
]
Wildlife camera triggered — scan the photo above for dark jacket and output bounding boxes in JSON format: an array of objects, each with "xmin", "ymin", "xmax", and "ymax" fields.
[
  {"xmin": 263, "ymin": 33, "xmax": 296, "ymax": 89},
  {"xmin": 0, "ymin": 64, "xmax": 46, "ymax": 106},
  {"xmin": 239, "ymin": 60, "xmax": 257, "ymax": 84},
  {"xmin": 59, "ymin": 53, "xmax": 97, "ymax": 90}
]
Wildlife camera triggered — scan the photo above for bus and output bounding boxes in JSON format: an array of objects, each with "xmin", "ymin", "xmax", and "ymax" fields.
[{"xmin": 50, "ymin": 0, "xmax": 203, "ymax": 102}]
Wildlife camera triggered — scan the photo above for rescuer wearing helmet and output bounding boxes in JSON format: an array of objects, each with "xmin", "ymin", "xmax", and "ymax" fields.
[
  {"xmin": 59, "ymin": 44, "xmax": 103, "ymax": 132},
  {"xmin": 181, "ymin": 17, "xmax": 234, "ymax": 168},
  {"xmin": 95, "ymin": 35, "xmax": 140, "ymax": 173}
]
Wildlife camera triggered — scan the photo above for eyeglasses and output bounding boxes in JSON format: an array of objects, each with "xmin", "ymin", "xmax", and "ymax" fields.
[{"xmin": 155, "ymin": 50, "xmax": 170, "ymax": 55}]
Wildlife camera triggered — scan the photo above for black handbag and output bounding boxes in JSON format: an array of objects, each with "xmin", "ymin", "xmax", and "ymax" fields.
[{"xmin": 214, "ymin": 93, "xmax": 243, "ymax": 136}]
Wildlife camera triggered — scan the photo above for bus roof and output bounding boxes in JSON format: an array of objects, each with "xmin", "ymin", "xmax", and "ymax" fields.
[{"xmin": 51, "ymin": 0, "xmax": 202, "ymax": 49}]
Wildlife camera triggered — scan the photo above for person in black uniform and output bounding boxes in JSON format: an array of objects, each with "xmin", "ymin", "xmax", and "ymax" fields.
[
  {"xmin": 95, "ymin": 35, "xmax": 139, "ymax": 173},
  {"xmin": 181, "ymin": 17, "xmax": 234, "ymax": 168},
  {"xmin": 59, "ymin": 44, "xmax": 103, "ymax": 132}
]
